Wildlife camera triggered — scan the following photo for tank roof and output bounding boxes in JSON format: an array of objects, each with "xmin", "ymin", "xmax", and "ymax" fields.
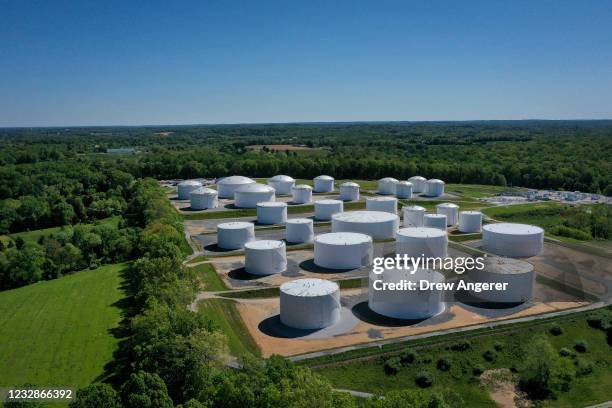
[
  {"xmin": 483, "ymin": 223, "xmax": 544, "ymax": 235},
  {"xmin": 316, "ymin": 199, "xmax": 343, "ymax": 205},
  {"xmin": 397, "ymin": 227, "xmax": 447, "ymax": 239},
  {"xmin": 436, "ymin": 202, "xmax": 459, "ymax": 208},
  {"xmin": 217, "ymin": 221, "xmax": 253, "ymax": 229},
  {"xmin": 245, "ymin": 240, "xmax": 285, "ymax": 250},
  {"xmin": 427, "ymin": 179, "xmax": 445, "ymax": 184},
  {"xmin": 408, "ymin": 176, "xmax": 426, "ymax": 180},
  {"xmin": 314, "ymin": 175, "xmax": 334, "ymax": 180},
  {"xmin": 280, "ymin": 278, "xmax": 339, "ymax": 297},
  {"xmin": 397, "ymin": 181, "xmax": 413, "ymax": 186},
  {"xmin": 379, "ymin": 177, "xmax": 399, "ymax": 182},
  {"xmin": 333, "ymin": 210, "xmax": 398, "ymax": 223},
  {"xmin": 179, "ymin": 180, "xmax": 203, "ymax": 186},
  {"xmin": 367, "ymin": 196, "xmax": 397, "ymax": 202},
  {"xmin": 341, "ymin": 182, "xmax": 359, "ymax": 187},
  {"xmin": 293, "ymin": 184, "xmax": 313, "ymax": 190},
  {"xmin": 404, "ymin": 205, "xmax": 426, "ymax": 211},
  {"xmin": 257, "ymin": 201, "xmax": 287, "ymax": 208},
  {"xmin": 482, "ymin": 257, "xmax": 534, "ymax": 274},
  {"xmin": 217, "ymin": 175, "xmax": 255, "ymax": 185},
  {"xmin": 235, "ymin": 183, "xmax": 275, "ymax": 193},
  {"xmin": 460, "ymin": 210, "xmax": 482, "ymax": 215},
  {"xmin": 286, "ymin": 218, "xmax": 313, "ymax": 224},
  {"xmin": 268, "ymin": 175, "xmax": 295, "ymax": 182},
  {"xmin": 315, "ymin": 232, "xmax": 372, "ymax": 245},
  {"xmin": 424, "ymin": 214, "xmax": 446, "ymax": 219},
  {"xmin": 191, "ymin": 187, "xmax": 217, "ymax": 195}
]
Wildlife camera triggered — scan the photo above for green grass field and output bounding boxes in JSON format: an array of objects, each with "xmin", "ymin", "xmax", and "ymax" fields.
[
  {"xmin": 190, "ymin": 263, "xmax": 227, "ymax": 291},
  {"xmin": 197, "ymin": 298, "xmax": 261, "ymax": 357},
  {"xmin": 0, "ymin": 263, "xmax": 128, "ymax": 390},
  {"xmin": 445, "ymin": 184, "xmax": 522, "ymax": 200}
]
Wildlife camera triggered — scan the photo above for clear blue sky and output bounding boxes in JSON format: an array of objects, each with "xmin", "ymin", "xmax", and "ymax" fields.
[{"xmin": 1, "ymin": 0, "xmax": 611, "ymax": 127}]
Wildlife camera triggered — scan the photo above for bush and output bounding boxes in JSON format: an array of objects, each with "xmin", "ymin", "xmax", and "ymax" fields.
[
  {"xmin": 437, "ymin": 358, "xmax": 452, "ymax": 372},
  {"xmin": 472, "ymin": 365, "xmax": 484, "ymax": 376},
  {"xmin": 493, "ymin": 341, "xmax": 503, "ymax": 352},
  {"xmin": 399, "ymin": 349, "xmax": 418, "ymax": 365},
  {"xmin": 549, "ymin": 325, "xmax": 563, "ymax": 336},
  {"xmin": 575, "ymin": 358, "xmax": 594, "ymax": 377},
  {"xmin": 574, "ymin": 340, "xmax": 588, "ymax": 353},
  {"xmin": 559, "ymin": 347, "xmax": 572, "ymax": 357},
  {"xmin": 384, "ymin": 357, "xmax": 401, "ymax": 375},
  {"xmin": 587, "ymin": 313, "xmax": 611, "ymax": 331},
  {"xmin": 482, "ymin": 350, "xmax": 495, "ymax": 362},
  {"xmin": 450, "ymin": 340, "xmax": 471, "ymax": 352},
  {"xmin": 419, "ymin": 354, "xmax": 432, "ymax": 364},
  {"xmin": 415, "ymin": 371, "xmax": 434, "ymax": 388},
  {"xmin": 519, "ymin": 337, "xmax": 574, "ymax": 399}
]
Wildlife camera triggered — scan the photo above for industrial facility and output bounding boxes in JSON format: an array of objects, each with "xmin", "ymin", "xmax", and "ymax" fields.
[
  {"xmin": 280, "ymin": 279, "xmax": 341, "ymax": 330},
  {"xmin": 377, "ymin": 177, "xmax": 398, "ymax": 195},
  {"xmin": 467, "ymin": 257, "xmax": 535, "ymax": 304},
  {"xmin": 403, "ymin": 205, "xmax": 426, "ymax": 227},
  {"xmin": 396, "ymin": 227, "xmax": 448, "ymax": 258},
  {"xmin": 256, "ymin": 201, "xmax": 287, "ymax": 224},
  {"xmin": 313, "ymin": 175, "xmax": 334, "ymax": 193},
  {"xmin": 482, "ymin": 223, "xmax": 544, "ymax": 257},
  {"xmin": 217, "ymin": 175, "xmax": 256, "ymax": 198},
  {"xmin": 291, "ymin": 184, "xmax": 313, "ymax": 204},
  {"xmin": 365, "ymin": 196, "xmax": 398, "ymax": 214},
  {"xmin": 314, "ymin": 232, "xmax": 373, "ymax": 269},
  {"xmin": 190, "ymin": 187, "xmax": 218, "ymax": 210},
  {"xmin": 217, "ymin": 221, "xmax": 255, "ymax": 249},
  {"xmin": 339, "ymin": 182, "xmax": 360, "ymax": 201},
  {"xmin": 436, "ymin": 202, "xmax": 459, "ymax": 226},
  {"xmin": 234, "ymin": 183, "xmax": 276, "ymax": 208},
  {"xmin": 285, "ymin": 218, "xmax": 314, "ymax": 243},
  {"xmin": 314, "ymin": 199, "xmax": 344, "ymax": 220},
  {"xmin": 178, "ymin": 180, "xmax": 203, "ymax": 200},
  {"xmin": 267, "ymin": 175, "xmax": 295, "ymax": 195},
  {"xmin": 332, "ymin": 210, "xmax": 399, "ymax": 239},
  {"xmin": 244, "ymin": 240, "xmax": 287, "ymax": 275}
]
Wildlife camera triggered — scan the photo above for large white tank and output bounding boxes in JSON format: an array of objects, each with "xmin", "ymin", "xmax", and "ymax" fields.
[
  {"xmin": 217, "ymin": 176, "xmax": 256, "ymax": 198},
  {"xmin": 482, "ymin": 223, "xmax": 544, "ymax": 257},
  {"xmin": 423, "ymin": 214, "xmax": 447, "ymax": 231},
  {"xmin": 425, "ymin": 179, "xmax": 445, "ymax": 197},
  {"xmin": 339, "ymin": 182, "xmax": 360, "ymax": 201},
  {"xmin": 378, "ymin": 177, "xmax": 398, "ymax": 195},
  {"xmin": 396, "ymin": 227, "xmax": 448, "ymax": 258},
  {"xmin": 178, "ymin": 180, "xmax": 203, "ymax": 200},
  {"xmin": 190, "ymin": 187, "xmax": 218, "ymax": 210},
  {"xmin": 396, "ymin": 181, "xmax": 413, "ymax": 199},
  {"xmin": 314, "ymin": 232, "xmax": 373, "ymax": 269},
  {"xmin": 244, "ymin": 240, "xmax": 287, "ymax": 275},
  {"xmin": 369, "ymin": 268, "xmax": 445, "ymax": 319},
  {"xmin": 256, "ymin": 202, "xmax": 287, "ymax": 225},
  {"xmin": 280, "ymin": 279, "xmax": 341, "ymax": 330},
  {"xmin": 286, "ymin": 218, "xmax": 314, "ymax": 243},
  {"xmin": 234, "ymin": 183, "xmax": 276, "ymax": 208},
  {"xmin": 458, "ymin": 211, "xmax": 483, "ymax": 233},
  {"xmin": 217, "ymin": 222, "xmax": 255, "ymax": 249},
  {"xmin": 366, "ymin": 196, "xmax": 398, "ymax": 214},
  {"xmin": 313, "ymin": 175, "xmax": 334, "ymax": 193},
  {"xmin": 332, "ymin": 211, "xmax": 400, "ymax": 239},
  {"xmin": 291, "ymin": 184, "xmax": 313, "ymax": 204},
  {"xmin": 408, "ymin": 176, "xmax": 427, "ymax": 193},
  {"xmin": 267, "ymin": 175, "xmax": 295, "ymax": 195},
  {"xmin": 436, "ymin": 203, "xmax": 459, "ymax": 226},
  {"xmin": 467, "ymin": 257, "xmax": 535, "ymax": 303},
  {"xmin": 403, "ymin": 205, "xmax": 426, "ymax": 227},
  {"xmin": 315, "ymin": 199, "xmax": 344, "ymax": 220}
]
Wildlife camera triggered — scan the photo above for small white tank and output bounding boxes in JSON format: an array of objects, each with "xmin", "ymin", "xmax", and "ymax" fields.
[
  {"xmin": 217, "ymin": 176, "xmax": 256, "ymax": 198},
  {"xmin": 313, "ymin": 175, "xmax": 334, "ymax": 193},
  {"xmin": 423, "ymin": 214, "xmax": 447, "ymax": 231},
  {"xmin": 332, "ymin": 211, "xmax": 400, "ymax": 239},
  {"xmin": 267, "ymin": 175, "xmax": 295, "ymax": 195},
  {"xmin": 280, "ymin": 279, "xmax": 341, "ymax": 330},
  {"xmin": 408, "ymin": 176, "xmax": 427, "ymax": 193},
  {"xmin": 369, "ymin": 268, "xmax": 445, "ymax": 319},
  {"xmin": 378, "ymin": 177, "xmax": 399, "ymax": 195},
  {"xmin": 217, "ymin": 222, "xmax": 255, "ymax": 249},
  {"xmin": 458, "ymin": 211, "xmax": 483, "ymax": 233},
  {"xmin": 178, "ymin": 180, "xmax": 203, "ymax": 200},
  {"xmin": 286, "ymin": 218, "xmax": 314, "ymax": 243},
  {"xmin": 436, "ymin": 203, "xmax": 459, "ymax": 226},
  {"xmin": 339, "ymin": 182, "xmax": 360, "ymax": 201},
  {"xmin": 314, "ymin": 232, "xmax": 373, "ymax": 270},
  {"xmin": 403, "ymin": 205, "xmax": 426, "ymax": 227},
  {"xmin": 314, "ymin": 199, "xmax": 344, "ymax": 220},
  {"xmin": 234, "ymin": 183, "xmax": 276, "ymax": 208},
  {"xmin": 291, "ymin": 184, "xmax": 313, "ymax": 204},
  {"xmin": 396, "ymin": 227, "xmax": 448, "ymax": 258},
  {"xmin": 425, "ymin": 179, "xmax": 445, "ymax": 197},
  {"xmin": 190, "ymin": 187, "xmax": 218, "ymax": 210},
  {"xmin": 244, "ymin": 240, "xmax": 287, "ymax": 275},
  {"xmin": 482, "ymin": 223, "xmax": 544, "ymax": 257},
  {"xmin": 366, "ymin": 196, "xmax": 398, "ymax": 214},
  {"xmin": 396, "ymin": 181, "xmax": 413, "ymax": 199},
  {"xmin": 467, "ymin": 257, "xmax": 535, "ymax": 303},
  {"xmin": 257, "ymin": 202, "xmax": 287, "ymax": 225}
]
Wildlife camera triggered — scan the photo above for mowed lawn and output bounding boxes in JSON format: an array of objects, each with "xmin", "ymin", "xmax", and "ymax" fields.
[{"xmin": 0, "ymin": 263, "xmax": 128, "ymax": 389}]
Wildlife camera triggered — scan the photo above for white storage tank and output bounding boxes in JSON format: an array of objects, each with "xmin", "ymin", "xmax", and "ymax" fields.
[
  {"xmin": 190, "ymin": 187, "xmax": 218, "ymax": 210},
  {"xmin": 482, "ymin": 223, "xmax": 544, "ymax": 257},
  {"xmin": 244, "ymin": 240, "xmax": 287, "ymax": 275},
  {"xmin": 436, "ymin": 203, "xmax": 459, "ymax": 226},
  {"xmin": 314, "ymin": 232, "xmax": 373, "ymax": 269},
  {"xmin": 286, "ymin": 218, "xmax": 314, "ymax": 243},
  {"xmin": 423, "ymin": 214, "xmax": 447, "ymax": 231},
  {"xmin": 234, "ymin": 183, "xmax": 275, "ymax": 208},
  {"xmin": 332, "ymin": 211, "xmax": 400, "ymax": 239},
  {"xmin": 425, "ymin": 179, "xmax": 445, "ymax": 197},
  {"xmin": 217, "ymin": 176, "xmax": 256, "ymax": 198},
  {"xmin": 267, "ymin": 175, "xmax": 295, "ymax": 195},
  {"xmin": 291, "ymin": 184, "xmax": 313, "ymax": 204},
  {"xmin": 280, "ymin": 279, "xmax": 341, "ymax": 330},
  {"xmin": 369, "ymin": 268, "xmax": 445, "ymax": 319},
  {"xmin": 396, "ymin": 227, "xmax": 448, "ymax": 258},
  {"xmin": 217, "ymin": 222, "xmax": 255, "ymax": 249},
  {"xmin": 339, "ymin": 182, "xmax": 360, "ymax": 201},
  {"xmin": 366, "ymin": 196, "xmax": 398, "ymax": 214},
  {"xmin": 257, "ymin": 202, "xmax": 287, "ymax": 225},
  {"xmin": 458, "ymin": 211, "xmax": 483, "ymax": 233},
  {"xmin": 403, "ymin": 205, "xmax": 426, "ymax": 227},
  {"xmin": 467, "ymin": 257, "xmax": 535, "ymax": 303},
  {"xmin": 396, "ymin": 181, "xmax": 413, "ymax": 199},
  {"xmin": 408, "ymin": 176, "xmax": 427, "ymax": 193},
  {"xmin": 178, "ymin": 180, "xmax": 203, "ymax": 200},
  {"xmin": 315, "ymin": 199, "xmax": 344, "ymax": 220},
  {"xmin": 378, "ymin": 177, "xmax": 398, "ymax": 195},
  {"xmin": 313, "ymin": 175, "xmax": 334, "ymax": 193}
]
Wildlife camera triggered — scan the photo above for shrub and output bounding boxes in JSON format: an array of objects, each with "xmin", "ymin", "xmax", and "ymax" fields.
[
  {"xmin": 519, "ymin": 337, "xmax": 574, "ymax": 399},
  {"xmin": 384, "ymin": 357, "xmax": 401, "ymax": 375},
  {"xmin": 559, "ymin": 347, "xmax": 572, "ymax": 357},
  {"xmin": 450, "ymin": 341, "xmax": 471, "ymax": 352},
  {"xmin": 574, "ymin": 340, "xmax": 588, "ymax": 353},
  {"xmin": 472, "ymin": 365, "xmax": 484, "ymax": 376},
  {"xmin": 419, "ymin": 354, "xmax": 432, "ymax": 364},
  {"xmin": 400, "ymin": 349, "xmax": 418, "ymax": 365},
  {"xmin": 437, "ymin": 358, "xmax": 452, "ymax": 372},
  {"xmin": 415, "ymin": 371, "xmax": 434, "ymax": 388},
  {"xmin": 494, "ymin": 341, "xmax": 503, "ymax": 352},
  {"xmin": 575, "ymin": 358, "xmax": 594, "ymax": 377},
  {"xmin": 549, "ymin": 325, "xmax": 563, "ymax": 336},
  {"xmin": 482, "ymin": 350, "xmax": 495, "ymax": 362}
]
